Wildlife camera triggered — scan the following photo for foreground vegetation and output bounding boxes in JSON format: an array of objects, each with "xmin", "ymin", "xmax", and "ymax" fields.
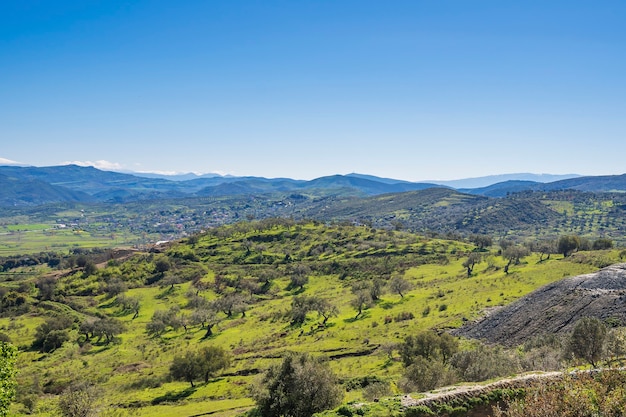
[{"xmin": 0, "ymin": 219, "xmax": 623, "ymax": 416}]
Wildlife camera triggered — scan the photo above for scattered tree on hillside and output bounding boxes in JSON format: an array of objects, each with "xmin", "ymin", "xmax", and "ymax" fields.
[
  {"xmin": 74, "ymin": 255, "xmax": 89, "ymax": 269},
  {"xmin": 146, "ymin": 307, "xmax": 185, "ymax": 337},
  {"xmin": 153, "ymin": 256, "xmax": 171, "ymax": 276},
  {"xmin": 389, "ymin": 276, "xmax": 412, "ymax": 298},
  {"xmin": 58, "ymin": 382, "xmax": 99, "ymax": 417},
  {"xmin": 351, "ymin": 290, "xmax": 372, "ymax": 320},
  {"xmin": 79, "ymin": 317, "xmax": 124, "ymax": 344},
  {"xmin": 82, "ymin": 260, "xmax": 97, "ymax": 277},
  {"xmin": 169, "ymin": 346, "xmax": 230, "ymax": 387},
  {"xmin": 289, "ymin": 265, "xmax": 310, "ymax": 291},
  {"xmin": 35, "ymin": 276, "xmax": 56, "ymax": 301},
  {"xmin": 450, "ymin": 343, "xmax": 520, "ymax": 382},
  {"xmin": 462, "ymin": 252, "xmax": 482, "ymax": 277},
  {"xmin": 102, "ymin": 278, "xmax": 127, "ymax": 298},
  {"xmin": 169, "ymin": 351, "xmax": 202, "ymax": 388},
  {"xmin": 214, "ymin": 293, "xmax": 249, "ymax": 318},
  {"xmin": 592, "ymin": 237, "xmax": 614, "ymax": 250},
  {"xmin": 557, "ymin": 235, "xmax": 580, "ymax": 257},
  {"xmin": 499, "ymin": 239, "xmax": 515, "ymax": 252},
  {"xmin": 470, "ymin": 234, "xmax": 493, "ymax": 250},
  {"xmin": 290, "ymin": 296, "xmax": 338, "ymax": 326},
  {"xmin": 532, "ymin": 239, "xmax": 557, "ymax": 262},
  {"xmin": 252, "ymin": 352, "xmax": 342, "ymax": 417},
  {"xmin": 369, "ymin": 278, "xmax": 385, "ymax": 301},
  {"xmin": 502, "ymin": 245, "xmax": 530, "ymax": 274},
  {"xmin": 185, "ymin": 290, "xmax": 209, "ymax": 309},
  {"xmin": 400, "ymin": 331, "xmax": 458, "ymax": 366},
  {"xmin": 191, "ymin": 278, "xmax": 211, "ymax": 295},
  {"xmin": 399, "ymin": 356, "xmax": 451, "ymax": 393},
  {"xmin": 191, "ymin": 307, "xmax": 221, "ymax": 338},
  {"xmin": 290, "ymin": 296, "xmax": 316, "ymax": 326},
  {"xmin": 32, "ymin": 315, "xmax": 74, "ymax": 353},
  {"xmin": 313, "ymin": 298, "xmax": 339, "ymax": 325},
  {"xmin": 566, "ymin": 317, "xmax": 607, "ymax": 367},
  {"xmin": 116, "ymin": 295, "xmax": 141, "ymax": 319},
  {"xmin": 160, "ymin": 273, "xmax": 182, "ymax": 290},
  {"xmin": 198, "ymin": 346, "xmax": 230, "ymax": 383}
]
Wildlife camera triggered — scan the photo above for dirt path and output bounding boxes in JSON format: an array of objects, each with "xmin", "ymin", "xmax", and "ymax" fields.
[{"xmin": 401, "ymin": 371, "xmax": 564, "ymax": 408}]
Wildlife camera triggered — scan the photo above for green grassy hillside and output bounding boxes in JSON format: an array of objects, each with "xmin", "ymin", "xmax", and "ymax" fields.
[{"xmin": 0, "ymin": 220, "xmax": 613, "ymax": 416}]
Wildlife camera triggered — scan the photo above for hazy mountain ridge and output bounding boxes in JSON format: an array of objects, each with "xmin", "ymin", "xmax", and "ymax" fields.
[
  {"xmin": 0, "ymin": 172, "xmax": 93, "ymax": 206},
  {"xmin": 0, "ymin": 164, "xmax": 625, "ymax": 208},
  {"xmin": 430, "ymin": 173, "xmax": 581, "ymax": 189}
]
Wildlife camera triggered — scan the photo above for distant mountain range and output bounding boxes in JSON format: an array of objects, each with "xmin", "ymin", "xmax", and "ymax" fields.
[
  {"xmin": 0, "ymin": 164, "xmax": 624, "ymax": 207},
  {"xmin": 428, "ymin": 173, "xmax": 581, "ymax": 189}
]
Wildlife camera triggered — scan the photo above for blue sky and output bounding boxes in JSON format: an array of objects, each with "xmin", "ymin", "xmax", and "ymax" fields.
[{"xmin": 1, "ymin": 1, "xmax": 625, "ymax": 180}]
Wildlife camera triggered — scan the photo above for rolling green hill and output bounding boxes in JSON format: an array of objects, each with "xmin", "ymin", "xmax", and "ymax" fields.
[{"xmin": 0, "ymin": 221, "xmax": 612, "ymax": 416}]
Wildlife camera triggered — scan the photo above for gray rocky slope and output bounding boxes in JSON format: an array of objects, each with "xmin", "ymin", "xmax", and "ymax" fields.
[{"xmin": 453, "ymin": 263, "xmax": 626, "ymax": 346}]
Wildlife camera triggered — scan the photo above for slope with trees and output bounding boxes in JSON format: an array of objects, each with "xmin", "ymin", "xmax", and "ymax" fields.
[{"xmin": 0, "ymin": 220, "xmax": 621, "ymax": 416}]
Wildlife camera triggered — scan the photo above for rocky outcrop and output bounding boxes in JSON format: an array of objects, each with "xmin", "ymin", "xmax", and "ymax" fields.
[{"xmin": 453, "ymin": 263, "xmax": 626, "ymax": 346}]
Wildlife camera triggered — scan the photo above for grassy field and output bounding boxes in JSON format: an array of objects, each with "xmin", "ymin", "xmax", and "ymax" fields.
[
  {"xmin": 1, "ymin": 221, "xmax": 617, "ymax": 416},
  {"xmin": 0, "ymin": 224, "xmax": 139, "ymax": 256}
]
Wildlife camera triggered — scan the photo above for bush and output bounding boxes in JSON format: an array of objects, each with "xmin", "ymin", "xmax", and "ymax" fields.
[
  {"xmin": 58, "ymin": 382, "xmax": 98, "ymax": 417},
  {"xmin": 400, "ymin": 332, "xmax": 458, "ymax": 366},
  {"xmin": 399, "ymin": 356, "xmax": 454, "ymax": 392},
  {"xmin": 493, "ymin": 370, "xmax": 626, "ymax": 417},
  {"xmin": 450, "ymin": 344, "xmax": 520, "ymax": 382},
  {"xmin": 32, "ymin": 315, "xmax": 75, "ymax": 353},
  {"xmin": 363, "ymin": 381, "xmax": 393, "ymax": 401},
  {"xmin": 252, "ymin": 352, "xmax": 343, "ymax": 417},
  {"xmin": 566, "ymin": 317, "xmax": 607, "ymax": 367},
  {"xmin": 394, "ymin": 312, "xmax": 415, "ymax": 322}
]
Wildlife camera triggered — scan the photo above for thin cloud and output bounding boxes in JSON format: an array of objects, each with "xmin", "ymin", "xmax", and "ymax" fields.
[
  {"xmin": 0, "ymin": 157, "xmax": 23, "ymax": 165},
  {"xmin": 63, "ymin": 160, "xmax": 125, "ymax": 171}
]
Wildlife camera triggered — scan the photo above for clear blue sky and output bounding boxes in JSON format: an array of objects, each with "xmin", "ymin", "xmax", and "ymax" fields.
[{"xmin": 1, "ymin": 1, "xmax": 625, "ymax": 180}]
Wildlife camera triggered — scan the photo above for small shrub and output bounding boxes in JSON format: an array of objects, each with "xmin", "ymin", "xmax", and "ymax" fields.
[
  {"xmin": 336, "ymin": 405, "xmax": 354, "ymax": 417},
  {"xmin": 363, "ymin": 381, "xmax": 392, "ymax": 401},
  {"xmin": 395, "ymin": 312, "xmax": 415, "ymax": 322}
]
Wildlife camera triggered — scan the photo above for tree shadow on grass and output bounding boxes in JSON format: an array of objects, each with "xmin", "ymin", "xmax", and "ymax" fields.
[
  {"xmin": 155, "ymin": 286, "xmax": 178, "ymax": 300},
  {"xmin": 110, "ymin": 308, "xmax": 132, "ymax": 318},
  {"xmin": 343, "ymin": 311, "xmax": 371, "ymax": 323},
  {"xmin": 99, "ymin": 299, "xmax": 118, "ymax": 309},
  {"xmin": 378, "ymin": 300, "xmax": 398, "ymax": 310},
  {"xmin": 151, "ymin": 386, "xmax": 196, "ymax": 405},
  {"xmin": 287, "ymin": 286, "xmax": 306, "ymax": 296}
]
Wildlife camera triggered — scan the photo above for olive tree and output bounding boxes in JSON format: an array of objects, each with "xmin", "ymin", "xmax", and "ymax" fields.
[
  {"xmin": 462, "ymin": 252, "xmax": 482, "ymax": 277},
  {"xmin": 566, "ymin": 317, "xmax": 607, "ymax": 367},
  {"xmin": 389, "ymin": 276, "xmax": 412, "ymax": 298},
  {"xmin": 252, "ymin": 352, "xmax": 342, "ymax": 417},
  {"xmin": 502, "ymin": 245, "xmax": 530, "ymax": 274},
  {"xmin": 58, "ymin": 382, "xmax": 99, "ymax": 417},
  {"xmin": 169, "ymin": 346, "xmax": 230, "ymax": 387},
  {"xmin": 558, "ymin": 235, "xmax": 580, "ymax": 257}
]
